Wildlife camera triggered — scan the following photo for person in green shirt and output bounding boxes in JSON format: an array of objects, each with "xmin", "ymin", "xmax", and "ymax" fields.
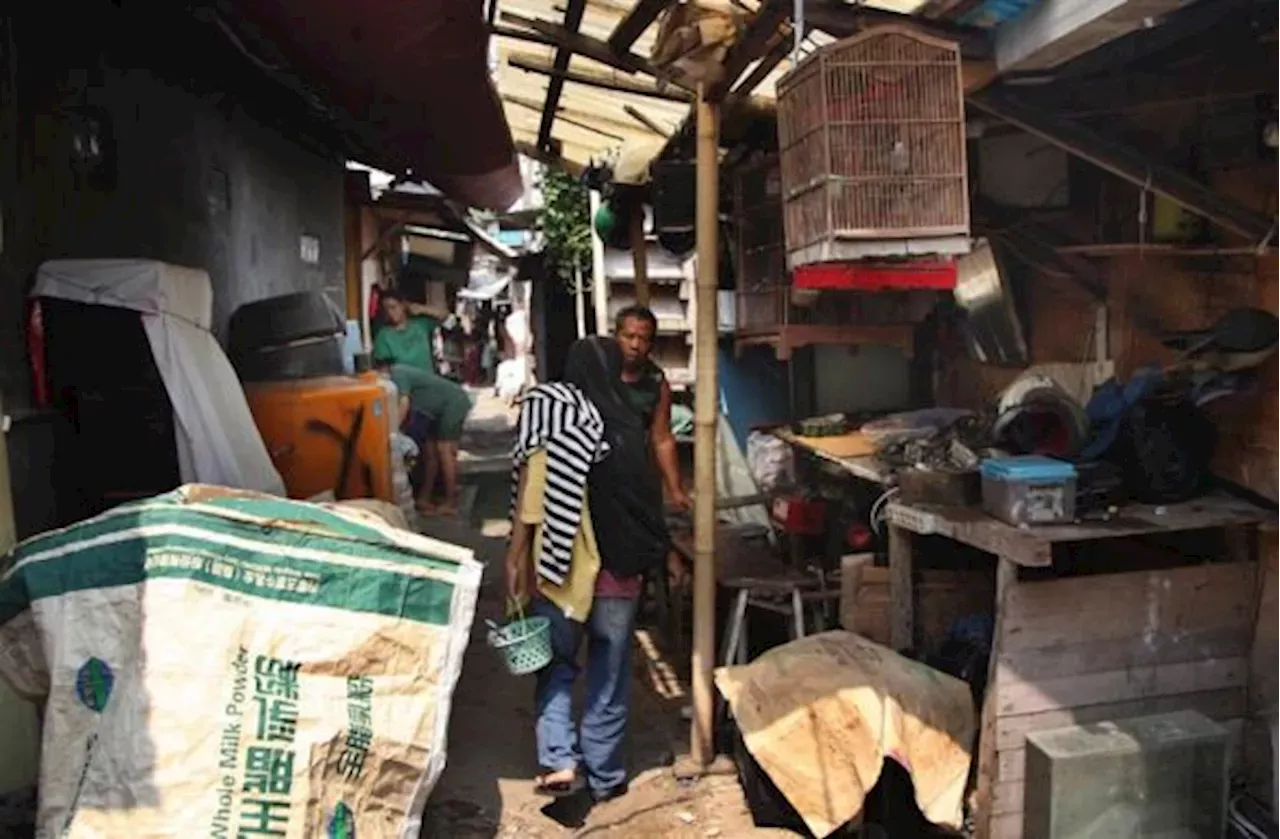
[
  {"xmin": 380, "ymin": 361, "xmax": 473, "ymax": 516},
  {"xmin": 372, "ymin": 289, "xmax": 448, "ymax": 374}
]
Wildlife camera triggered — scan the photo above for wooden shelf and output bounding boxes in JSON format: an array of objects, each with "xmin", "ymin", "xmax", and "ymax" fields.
[
  {"xmin": 1056, "ymin": 243, "xmax": 1275, "ymax": 257},
  {"xmin": 887, "ymin": 494, "xmax": 1270, "ymax": 568},
  {"xmin": 733, "ymin": 323, "xmax": 916, "ymax": 360}
]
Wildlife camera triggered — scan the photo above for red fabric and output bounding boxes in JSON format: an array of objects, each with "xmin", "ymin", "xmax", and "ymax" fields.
[{"xmin": 594, "ymin": 568, "xmax": 643, "ymax": 599}]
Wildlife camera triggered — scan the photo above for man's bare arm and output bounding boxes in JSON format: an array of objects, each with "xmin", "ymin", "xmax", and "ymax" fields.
[
  {"xmin": 505, "ymin": 464, "xmax": 536, "ymax": 604},
  {"xmin": 406, "ymin": 301, "xmax": 450, "ymax": 321},
  {"xmin": 650, "ymin": 379, "xmax": 690, "ymax": 508}
]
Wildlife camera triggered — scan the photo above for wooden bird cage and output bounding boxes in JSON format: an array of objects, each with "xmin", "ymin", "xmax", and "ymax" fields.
[
  {"xmin": 733, "ymin": 154, "xmax": 787, "ymax": 332},
  {"xmin": 777, "ymin": 26, "xmax": 970, "ymax": 269}
]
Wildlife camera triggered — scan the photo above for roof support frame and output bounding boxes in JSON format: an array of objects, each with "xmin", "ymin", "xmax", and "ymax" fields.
[
  {"xmin": 624, "ymin": 104, "xmax": 672, "ymax": 136},
  {"xmin": 969, "ymin": 88, "xmax": 1276, "ymax": 242},
  {"xmin": 607, "ymin": 0, "xmax": 672, "ymax": 54},
  {"xmin": 508, "ymin": 55, "xmax": 693, "ymax": 102},
  {"xmin": 499, "ymin": 11, "xmax": 657, "ymax": 77},
  {"xmin": 537, "ymin": 0, "xmax": 588, "ymax": 150},
  {"xmin": 726, "ymin": 31, "xmax": 790, "ymax": 104},
  {"xmin": 706, "ymin": 0, "xmax": 790, "ymax": 102}
]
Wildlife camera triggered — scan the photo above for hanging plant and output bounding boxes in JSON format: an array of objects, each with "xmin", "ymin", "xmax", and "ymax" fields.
[{"xmin": 537, "ymin": 166, "xmax": 592, "ymax": 290}]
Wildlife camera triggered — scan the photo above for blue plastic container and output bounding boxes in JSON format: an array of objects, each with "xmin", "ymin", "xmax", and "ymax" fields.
[{"xmin": 980, "ymin": 455, "xmax": 1077, "ymax": 525}]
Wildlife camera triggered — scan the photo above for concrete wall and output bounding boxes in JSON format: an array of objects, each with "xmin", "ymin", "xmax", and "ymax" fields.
[{"xmin": 0, "ymin": 4, "xmax": 347, "ymax": 536}]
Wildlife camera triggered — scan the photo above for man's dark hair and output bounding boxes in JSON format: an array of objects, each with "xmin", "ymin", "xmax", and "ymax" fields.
[{"xmin": 614, "ymin": 304, "xmax": 657, "ymax": 333}]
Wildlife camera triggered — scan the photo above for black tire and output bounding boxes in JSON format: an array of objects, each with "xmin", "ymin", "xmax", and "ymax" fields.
[
  {"xmin": 232, "ymin": 335, "xmax": 345, "ymax": 383},
  {"xmin": 228, "ymin": 292, "xmax": 343, "ymax": 356}
]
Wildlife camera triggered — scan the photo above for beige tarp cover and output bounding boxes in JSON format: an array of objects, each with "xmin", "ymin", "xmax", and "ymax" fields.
[{"xmin": 715, "ymin": 631, "xmax": 975, "ymax": 838}]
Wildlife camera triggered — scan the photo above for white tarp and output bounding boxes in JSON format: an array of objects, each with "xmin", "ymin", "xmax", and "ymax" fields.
[{"xmin": 32, "ymin": 259, "xmax": 284, "ymax": 495}]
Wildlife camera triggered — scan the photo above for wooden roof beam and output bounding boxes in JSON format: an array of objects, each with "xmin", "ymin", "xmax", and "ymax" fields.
[
  {"xmin": 508, "ymin": 55, "xmax": 693, "ymax": 102},
  {"xmin": 969, "ymin": 87, "xmax": 1276, "ymax": 242},
  {"xmin": 500, "ymin": 11, "xmax": 698, "ymax": 91},
  {"xmin": 537, "ymin": 0, "xmax": 588, "ymax": 150},
  {"xmin": 500, "ymin": 11, "xmax": 651, "ymax": 76},
  {"xmin": 624, "ymin": 104, "xmax": 672, "ymax": 136},
  {"xmin": 725, "ymin": 25, "xmax": 790, "ymax": 104},
  {"xmin": 490, "ymin": 22, "xmax": 561, "ymax": 49},
  {"xmin": 608, "ymin": 0, "xmax": 672, "ymax": 54},
  {"xmin": 505, "ymin": 94, "xmax": 628, "ymax": 142},
  {"xmin": 513, "ymin": 140, "xmax": 585, "ymax": 175},
  {"xmin": 707, "ymin": 0, "xmax": 790, "ymax": 102}
]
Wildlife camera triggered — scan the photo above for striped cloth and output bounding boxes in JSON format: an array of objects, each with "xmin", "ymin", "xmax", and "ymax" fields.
[{"xmin": 511, "ymin": 382, "xmax": 610, "ymax": 586}]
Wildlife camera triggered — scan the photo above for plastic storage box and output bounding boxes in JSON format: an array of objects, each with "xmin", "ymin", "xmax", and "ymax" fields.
[
  {"xmin": 1024, "ymin": 710, "xmax": 1230, "ymax": 838},
  {"xmin": 980, "ymin": 456, "xmax": 1077, "ymax": 525}
]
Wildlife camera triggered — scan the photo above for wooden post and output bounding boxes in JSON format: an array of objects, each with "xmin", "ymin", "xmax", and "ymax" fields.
[
  {"xmin": 889, "ymin": 524, "xmax": 915, "ymax": 651},
  {"xmin": 343, "ymin": 203, "xmax": 363, "ymax": 321},
  {"xmin": 629, "ymin": 209, "xmax": 651, "ymax": 307},
  {"xmin": 690, "ymin": 84, "xmax": 720, "ymax": 768},
  {"xmin": 590, "ymin": 190, "xmax": 609, "ymax": 335}
]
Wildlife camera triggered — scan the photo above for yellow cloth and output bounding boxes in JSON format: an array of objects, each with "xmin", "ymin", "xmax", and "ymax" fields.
[{"xmin": 519, "ymin": 450, "xmax": 600, "ymax": 621}]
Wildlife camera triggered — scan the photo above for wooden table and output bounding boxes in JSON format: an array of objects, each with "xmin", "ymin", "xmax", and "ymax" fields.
[
  {"xmin": 885, "ymin": 494, "xmax": 1271, "ymax": 839},
  {"xmin": 769, "ymin": 427, "xmax": 892, "ymax": 485}
]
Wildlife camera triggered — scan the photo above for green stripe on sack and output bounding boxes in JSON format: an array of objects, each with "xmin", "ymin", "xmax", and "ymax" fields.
[
  {"xmin": 12, "ymin": 505, "xmax": 461, "ymax": 576},
  {"xmin": 0, "ymin": 532, "xmax": 456, "ymax": 627}
]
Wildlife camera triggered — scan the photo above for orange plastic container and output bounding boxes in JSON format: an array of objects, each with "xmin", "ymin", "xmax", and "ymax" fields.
[{"xmin": 244, "ymin": 373, "xmax": 396, "ymax": 502}]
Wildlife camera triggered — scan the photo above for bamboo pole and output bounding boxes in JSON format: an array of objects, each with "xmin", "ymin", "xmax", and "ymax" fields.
[
  {"xmin": 629, "ymin": 209, "xmax": 651, "ymax": 307},
  {"xmin": 690, "ymin": 84, "xmax": 720, "ymax": 768}
]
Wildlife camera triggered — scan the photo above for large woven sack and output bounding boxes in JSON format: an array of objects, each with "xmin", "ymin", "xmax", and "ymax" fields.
[{"xmin": 0, "ymin": 484, "xmax": 480, "ymax": 838}]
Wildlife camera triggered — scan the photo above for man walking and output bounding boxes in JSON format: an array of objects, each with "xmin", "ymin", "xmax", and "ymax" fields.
[{"xmin": 506, "ymin": 306, "xmax": 690, "ymax": 805}]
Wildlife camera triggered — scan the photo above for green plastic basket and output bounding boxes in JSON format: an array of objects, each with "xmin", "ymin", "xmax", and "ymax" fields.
[{"xmin": 487, "ymin": 603, "xmax": 552, "ymax": 676}]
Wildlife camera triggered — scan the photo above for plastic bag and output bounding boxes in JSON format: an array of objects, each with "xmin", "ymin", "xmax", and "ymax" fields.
[
  {"xmin": 860, "ymin": 408, "xmax": 973, "ymax": 448},
  {"xmin": 747, "ymin": 431, "xmax": 793, "ymax": 492}
]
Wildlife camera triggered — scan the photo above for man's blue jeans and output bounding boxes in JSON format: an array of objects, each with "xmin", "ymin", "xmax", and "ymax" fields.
[{"xmin": 532, "ymin": 595, "xmax": 637, "ymax": 793}]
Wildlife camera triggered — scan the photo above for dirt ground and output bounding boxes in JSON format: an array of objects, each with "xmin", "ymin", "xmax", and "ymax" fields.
[{"xmin": 416, "ymin": 479, "xmax": 796, "ymax": 839}]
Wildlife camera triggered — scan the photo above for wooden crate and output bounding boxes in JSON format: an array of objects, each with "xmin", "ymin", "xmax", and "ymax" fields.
[
  {"xmin": 976, "ymin": 561, "xmax": 1258, "ymax": 839},
  {"xmin": 776, "ymin": 25, "xmax": 969, "ymax": 268}
]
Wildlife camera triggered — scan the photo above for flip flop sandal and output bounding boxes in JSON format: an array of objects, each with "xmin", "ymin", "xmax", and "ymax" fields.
[{"xmin": 534, "ymin": 772, "xmax": 584, "ymax": 798}]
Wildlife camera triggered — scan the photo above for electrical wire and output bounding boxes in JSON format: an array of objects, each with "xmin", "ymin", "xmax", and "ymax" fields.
[{"xmin": 868, "ymin": 486, "xmax": 900, "ymax": 536}]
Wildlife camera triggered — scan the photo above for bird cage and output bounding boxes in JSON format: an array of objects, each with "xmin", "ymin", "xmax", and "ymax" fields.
[
  {"xmin": 733, "ymin": 154, "xmax": 788, "ymax": 332},
  {"xmin": 776, "ymin": 25, "xmax": 970, "ymax": 269}
]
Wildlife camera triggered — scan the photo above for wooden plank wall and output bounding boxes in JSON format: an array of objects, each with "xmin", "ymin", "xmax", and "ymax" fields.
[
  {"xmin": 981, "ymin": 561, "xmax": 1258, "ymax": 839},
  {"xmin": 938, "ymin": 154, "xmax": 1279, "ymax": 814}
]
